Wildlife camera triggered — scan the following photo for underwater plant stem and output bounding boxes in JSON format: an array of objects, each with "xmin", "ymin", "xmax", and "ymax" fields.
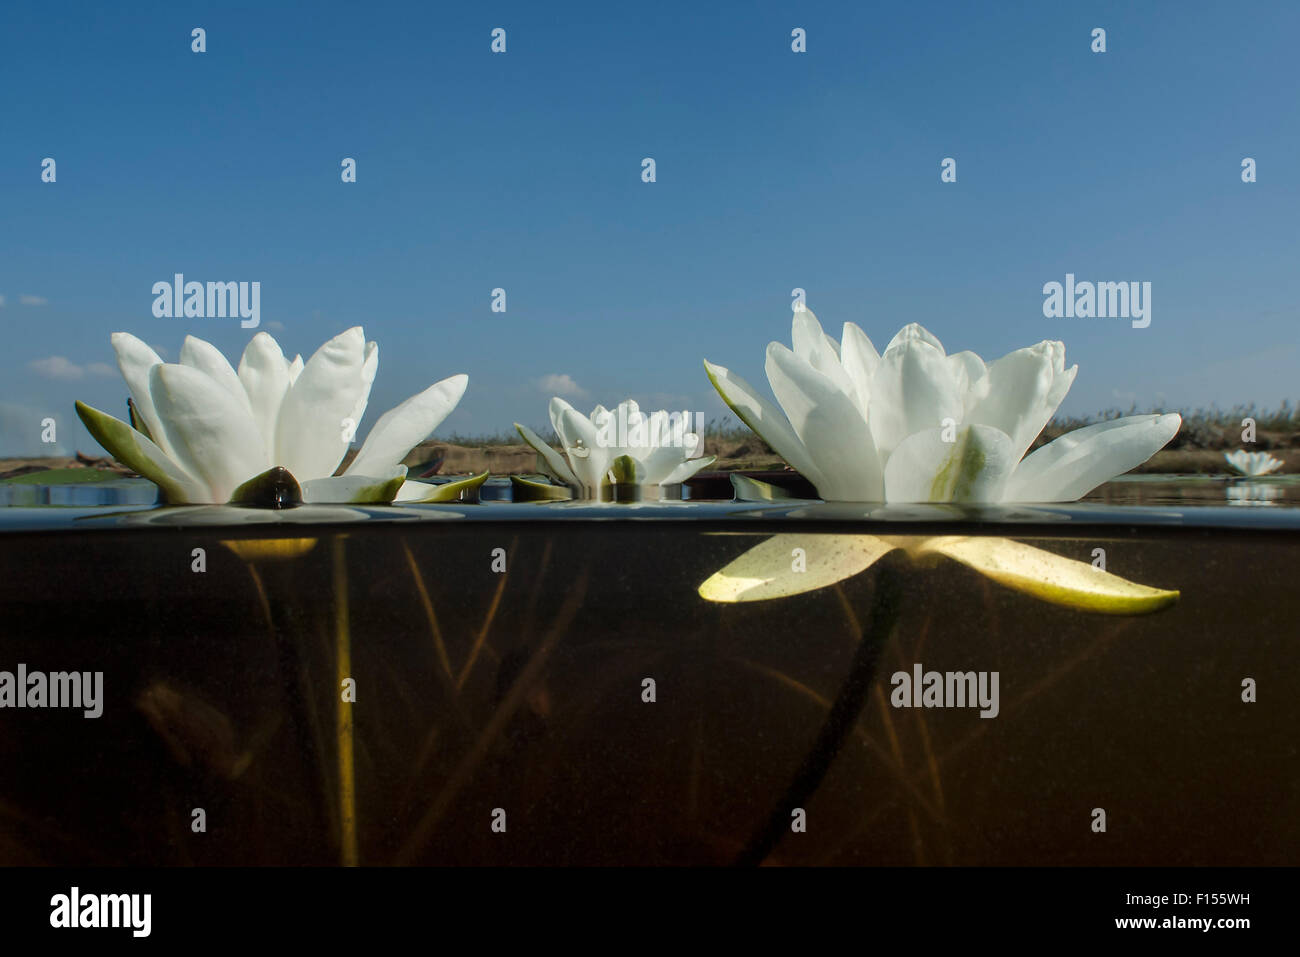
[
  {"xmin": 395, "ymin": 567, "xmax": 590, "ymax": 865},
  {"xmin": 402, "ymin": 541, "xmax": 453, "ymax": 680},
  {"xmin": 332, "ymin": 536, "xmax": 358, "ymax": 867},
  {"xmin": 734, "ymin": 558, "xmax": 905, "ymax": 867}
]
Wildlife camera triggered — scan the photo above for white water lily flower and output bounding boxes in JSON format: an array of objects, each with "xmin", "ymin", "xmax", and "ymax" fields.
[
  {"xmin": 515, "ymin": 398, "xmax": 716, "ymax": 496},
  {"xmin": 76, "ymin": 327, "xmax": 468, "ymax": 504},
  {"xmin": 1223, "ymin": 450, "xmax": 1283, "ymax": 476},
  {"xmin": 705, "ymin": 308, "xmax": 1181, "ymax": 503}
]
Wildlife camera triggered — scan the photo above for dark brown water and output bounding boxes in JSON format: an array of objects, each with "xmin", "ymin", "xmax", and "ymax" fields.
[{"xmin": 0, "ymin": 485, "xmax": 1296, "ymax": 865}]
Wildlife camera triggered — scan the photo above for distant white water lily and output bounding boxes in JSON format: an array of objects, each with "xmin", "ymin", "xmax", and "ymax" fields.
[
  {"xmin": 1223, "ymin": 450, "xmax": 1283, "ymax": 476},
  {"xmin": 515, "ymin": 398, "xmax": 716, "ymax": 497},
  {"xmin": 705, "ymin": 308, "xmax": 1181, "ymax": 503},
  {"xmin": 76, "ymin": 327, "xmax": 468, "ymax": 504}
]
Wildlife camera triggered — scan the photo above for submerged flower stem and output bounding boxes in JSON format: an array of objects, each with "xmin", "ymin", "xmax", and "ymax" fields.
[
  {"xmin": 332, "ymin": 536, "xmax": 358, "ymax": 867},
  {"xmin": 396, "ymin": 567, "xmax": 591, "ymax": 865},
  {"xmin": 734, "ymin": 556, "xmax": 906, "ymax": 867}
]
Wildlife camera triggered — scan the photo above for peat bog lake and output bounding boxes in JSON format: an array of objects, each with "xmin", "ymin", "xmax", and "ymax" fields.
[{"xmin": 0, "ymin": 474, "xmax": 1295, "ymax": 865}]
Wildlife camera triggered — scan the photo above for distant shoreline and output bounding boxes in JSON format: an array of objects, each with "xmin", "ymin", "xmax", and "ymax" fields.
[{"xmin": 2, "ymin": 444, "xmax": 1292, "ymax": 483}]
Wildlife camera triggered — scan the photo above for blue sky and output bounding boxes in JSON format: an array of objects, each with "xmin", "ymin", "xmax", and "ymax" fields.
[{"xmin": 2, "ymin": 0, "xmax": 1297, "ymax": 455}]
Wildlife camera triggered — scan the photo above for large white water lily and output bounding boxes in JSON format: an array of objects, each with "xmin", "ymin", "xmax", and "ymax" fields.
[
  {"xmin": 515, "ymin": 398, "xmax": 716, "ymax": 496},
  {"xmin": 1224, "ymin": 450, "xmax": 1283, "ymax": 476},
  {"xmin": 75, "ymin": 327, "xmax": 468, "ymax": 504},
  {"xmin": 705, "ymin": 308, "xmax": 1181, "ymax": 503}
]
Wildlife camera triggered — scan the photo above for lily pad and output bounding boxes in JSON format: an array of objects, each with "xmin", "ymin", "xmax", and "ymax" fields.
[{"xmin": 0, "ymin": 468, "xmax": 123, "ymax": 485}]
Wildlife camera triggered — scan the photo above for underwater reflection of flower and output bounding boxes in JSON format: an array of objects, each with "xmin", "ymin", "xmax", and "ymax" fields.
[{"xmin": 699, "ymin": 531, "xmax": 1178, "ymax": 614}]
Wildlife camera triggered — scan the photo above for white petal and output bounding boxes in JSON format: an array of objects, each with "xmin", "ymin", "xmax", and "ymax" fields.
[
  {"xmin": 883, "ymin": 424, "xmax": 1016, "ymax": 503},
  {"xmin": 947, "ymin": 350, "xmax": 989, "ymax": 416},
  {"xmin": 884, "ymin": 322, "xmax": 946, "ymax": 356},
  {"xmin": 1005, "ymin": 414, "xmax": 1182, "ymax": 502},
  {"xmin": 110, "ymin": 333, "xmax": 175, "ymax": 457},
  {"xmin": 790, "ymin": 308, "xmax": 856, "ymax": 400},
  {"xmin": 635, "ymin": 441, "xmax": 691, "ymax": 486},
  {"xmin": 839, "ymin": 322, "xmax": 879, "ymax": 418},
  {"xmin": 346, "ymin": 373, "xmax": 467, "ymax": 477},
  {"xmin": 275, "ymin": 327, "xmax": 369, "ymax": 480},
  {"xmin": 765, "ymin": 343, "xmax": 883, "ymax": 501},
  {"xmin": 148, "ymin": 363, "xmax": 268, "ymax": 503},
  {"xmin": 516, "ymin": 422, "xmax": 580, "ymax": 487},
  {"xmin": 555, "ymin": 404, "xmax": 610, "ymax": 490},
  {"xmin": 966, "ymin": 341, "xmax": 1076, "ymax": 463},
  {"xmin": 867, "ymin": 333, "xmax": 965, "ymax": 463},
  {"xmin": 287, "ymin": 354, "xmax": 304, "ymax": 384},
  {"xmin": 301, "ymin": 466, "xmax": 407, "ymax": 504},
  {"xmin": 343, "ymin": 340, "xmax": 380, "ymax": 449},
  {"xmin": 704, "ymin": 359, "xmax": 828, "ymax": 492},
  {"xmin": 237, "ymin": 332, "xmax": 292, "ymax": 450},
  {"xmin": 662, "ymin": 454, "xmax": 716, "ymax": 485},
  {"xmin": 180, "ymin": 335, "xmax": 254, "ymax": 417}
]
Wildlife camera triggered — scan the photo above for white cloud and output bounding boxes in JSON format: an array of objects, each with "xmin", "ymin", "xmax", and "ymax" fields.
[
  {"xmin": 266, "ymin": 320, "xmax": 286, "ymax": 332},
  {"xmin": 0, "ymin": 295, "xmax": 6, "ymax": 308},
  {"xmin": 19, "ymin": 294, "xmax": 48, "ymax": 306},
  {"xmin": 0, "ymin": 402, "xmax": 69, "ymax": 456},
  {"xmin": 151, "ymin": 344, "xmax": 169, "ymax": 359},
  {"xmin": 537, "ymin": 373, "xmax": 588, "ymax": 398},
  {"xmin": 87, "ymin": 362, "xmax": 117, "ymax": 377},
  {"xmin": 28, "ymin": 356, "xmax": 85, "ymax": 380}
]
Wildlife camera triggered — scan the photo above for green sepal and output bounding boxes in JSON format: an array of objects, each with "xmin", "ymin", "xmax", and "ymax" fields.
[
  {"xmin": 510, "ymin": 475, "xmax": 572, "ymax": 501},
  {"xmin": 406, "ymin": 471, "xmax": 491, "ymax": 503},
  {"xmin": 730, "ymin": 473, "xmax": 798, "ymax": 502}
]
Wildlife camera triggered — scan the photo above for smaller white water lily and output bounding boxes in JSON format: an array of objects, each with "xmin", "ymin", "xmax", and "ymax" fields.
[
  {"xmin": 515, "ymin": 398, "xmax": 716, "ymax": 497},
  {"xmin": 1223, "ymin": 450, "xmax": 1283, "ymax": 476},
  {"xmin": 76, "ymin": 327, "xmax": 469, "ymax": 504},
  {"xmin": 705, "ymin": 307, "xmax": 1182, "ymax": 503}
]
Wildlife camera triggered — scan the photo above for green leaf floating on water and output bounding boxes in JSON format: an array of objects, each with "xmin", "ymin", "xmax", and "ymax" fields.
[
  {"xmin": 908, "ymin": 536, "xmax": 1180, "ymax": 615},
  {"xmin": 509, "ymin": 475, "xmax": 573, "ymax": 502},
  {"xmin": 699, "ymin": 533, "xmax": 898, "ymax": 603},
  {"xmin": 401, "ymin": 471, "xmax": 490, "ymax": 503},
  {"xmin": 0, "ymin": 468, "xmax": 123, "ymax": 485}
]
